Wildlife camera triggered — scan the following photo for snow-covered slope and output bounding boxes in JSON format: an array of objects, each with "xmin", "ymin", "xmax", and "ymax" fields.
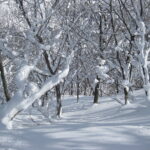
[{"xmin": 0, "ymin": 89, "xmax": 150, "ymax": 150}]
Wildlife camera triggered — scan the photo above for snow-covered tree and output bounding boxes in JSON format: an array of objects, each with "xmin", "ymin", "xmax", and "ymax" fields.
[{"xmin": 93, "ymin": 59, "xmax": 110, "ymax": 103}]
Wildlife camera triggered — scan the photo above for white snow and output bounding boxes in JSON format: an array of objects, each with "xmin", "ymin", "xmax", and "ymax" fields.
[
  {"xmin": 96, "ymin": 65, "xmax": 109, "ymax": 79},
  {"xmin": 122, "ymin": 80, "xmax": 132, "ymax": 88},
  {"xmin": 0, "ymin": 52, "xmax": 74, "ymax": 129},
  {"xmin": 0, "ymin": 89, "xmax": 150, "ymax": 150}
]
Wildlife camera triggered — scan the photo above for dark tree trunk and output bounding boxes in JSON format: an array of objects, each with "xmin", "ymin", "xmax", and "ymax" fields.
[
  {"xmin": 41, "ymin": 92, "xmax": 48, "ymax": 107},
  {"xmin": 84, "ymin": 85, "xmax": 87, "ymax": 96},
  {"xmin": 124, "ymin": 87, "xmax": 129, "ymax": 105},
  {"xmin": 0, "ymin": 52, "xmax": 10, "ymax": 102},
  {"xmin": 93, "ymin": 83, "xmax": 99, "ymax": 104},
  {"xmin": 77, "ymin": 75, "xmax": 79, "ymax": 103},
  {"xmin": 93, "ymin": 77, "xmax": 100, "ymax": 104},
  {"xmin": 70, "ymin": 82, "xmax": 73, "ymax": 95},
  {"xmin": 115, "ymin": 79, "xmax": 119, "ymax": 94},
  {"xmin": 83, "ymin": 79, "xmax": 87, "ymax": 96},
  {"xmin": 55, "ymin": 84, "xmax": 62, "ymax": 117}
]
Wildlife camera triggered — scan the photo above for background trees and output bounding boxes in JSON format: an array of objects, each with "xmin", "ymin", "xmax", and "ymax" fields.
[{"xmin": 0, "ymin": 0, "xmax": 150, "ymax": 128}]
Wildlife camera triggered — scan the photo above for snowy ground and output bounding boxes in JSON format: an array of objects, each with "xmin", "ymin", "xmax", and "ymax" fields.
[{"xmin": 0, "ymin": 89, "xmax": 150, "ymax": 150}]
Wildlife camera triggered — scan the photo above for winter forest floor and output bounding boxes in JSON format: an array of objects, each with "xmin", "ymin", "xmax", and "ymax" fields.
[{"xmin": 0, "ymin": 89, "xmax": 150, "ymax": 150}]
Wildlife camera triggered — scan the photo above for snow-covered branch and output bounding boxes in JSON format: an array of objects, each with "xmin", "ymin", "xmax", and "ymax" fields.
[{"xmin": 1, "ymin": 52, "xmax": 74, "ymax": 129}]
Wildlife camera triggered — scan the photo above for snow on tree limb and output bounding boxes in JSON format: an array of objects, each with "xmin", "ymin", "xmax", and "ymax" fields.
[{"xmin": 1, "ymin": 51, "xmax": 74, "ymax": 129}]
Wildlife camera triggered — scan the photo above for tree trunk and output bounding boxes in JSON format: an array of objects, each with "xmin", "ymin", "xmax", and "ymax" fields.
[
  {"xmin": 83, "ymin": 79, "xmax": 87, "ymax": 95},
  {"xmin": 0, "ymin": 52, "xmax": 10, "ymax": 102},
  {"xmin": 93, "ymin": 77, "xmax": 100, "ymax": 104},
  {"xmin": 55, "ymin": 84, "xmax": 62, "ymax": 117},
  {"xmin": 115, "ymin": 79, "xmax": 119, "ymax": 94},
  {"xmin": 84, "ymin": 85, "xmax": 87, "ymax": 96},
  {"xmin": 124, "ymin": 87, "xmax": 129, "ymax": 105},
  {"xmin": 70, "ymin": 82, "xmax": 73, "ymax": 95},
  {"xmin": 76, "ymin": 74, "xmax": 79, "ymax": 103}
]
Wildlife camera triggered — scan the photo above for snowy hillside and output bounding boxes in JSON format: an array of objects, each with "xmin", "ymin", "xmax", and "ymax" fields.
[{"xmin": 0, "ymin": 89, "xmax": 150, "ymax": 150}]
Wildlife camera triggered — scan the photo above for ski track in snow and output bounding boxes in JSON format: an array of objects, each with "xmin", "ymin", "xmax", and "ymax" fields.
[{"xmin": 0, "ymin": 89, "xmax": 150, "ymax": 150}]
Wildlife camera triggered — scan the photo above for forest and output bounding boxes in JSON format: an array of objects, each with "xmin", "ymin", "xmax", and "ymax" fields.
[{"xmin": 0, "ymin": 0, "xmax": 150, "ymax": 150}]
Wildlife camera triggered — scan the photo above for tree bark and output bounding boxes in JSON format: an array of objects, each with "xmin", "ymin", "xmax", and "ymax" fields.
[
  {"xmin": 70, "ymin": 82, "xmax": 73, "ymax": 95},
  {"xmin": 55, "ymin": 84, "xmax": 62, "ymax": 117},
  {"xmin": 76, "ymin": 74, "xmax": 79, "ymax": 103},
  {"xmin": 0, "ymin": 52, "xmax": 10, "ymax": 102},
  {"xmin": 93, "ymin": 77, "xmax": 100, "ymax": 104},
  {"xmin": 124, "ymin": 87, "xmax": 129, "ymax": 105}
]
